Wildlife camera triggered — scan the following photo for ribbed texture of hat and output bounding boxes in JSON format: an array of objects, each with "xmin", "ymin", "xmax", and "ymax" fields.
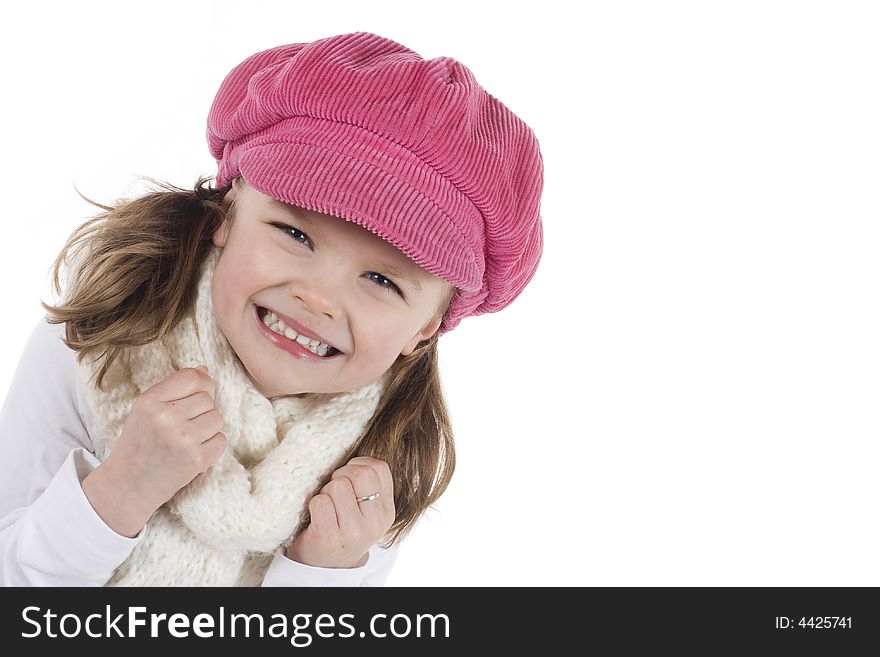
[{"xmin": 207, "ymin": 31, "xmax": 543, "ymax": 332}]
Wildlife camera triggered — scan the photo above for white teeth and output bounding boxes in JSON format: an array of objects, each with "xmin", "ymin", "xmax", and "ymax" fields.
[{"xmin": 260, "ymin": 308, "xmax": 334, "ymax": 356}]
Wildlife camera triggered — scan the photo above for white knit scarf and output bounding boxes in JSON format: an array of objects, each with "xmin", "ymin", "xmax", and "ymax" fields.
[{"xmin": 73, "ymin": 245, "xmax": 387, "ymax": 586}]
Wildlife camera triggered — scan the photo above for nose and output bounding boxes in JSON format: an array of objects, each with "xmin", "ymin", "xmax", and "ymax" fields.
[{"xmin": 291, "ymin": 268, "xmax": 341, "ymax": 320}]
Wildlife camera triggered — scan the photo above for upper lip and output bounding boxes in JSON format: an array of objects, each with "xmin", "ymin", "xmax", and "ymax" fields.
[{"xmin": 259, "ymin": 305, "xmax": 343, "ymax": 352}]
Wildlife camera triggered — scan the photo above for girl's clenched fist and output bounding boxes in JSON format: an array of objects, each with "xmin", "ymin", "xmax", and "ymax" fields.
[
  {"xmin": 95, "ymin": 365, "xmax": 227, "ymax": 517},
  {"xmin": 285, "ymin": 456, "xmax": 396, "ymax": 569}
]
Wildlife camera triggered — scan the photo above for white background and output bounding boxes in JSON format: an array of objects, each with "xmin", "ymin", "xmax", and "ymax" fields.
[{"xmin": 1, "ymin": 1, "xmax": 878, "ymax": 586}]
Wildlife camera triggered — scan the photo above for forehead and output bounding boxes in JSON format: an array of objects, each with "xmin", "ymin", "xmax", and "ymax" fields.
[{"xmin": 264, "ymin": 195, "xmax": 308, "ymax": 216}]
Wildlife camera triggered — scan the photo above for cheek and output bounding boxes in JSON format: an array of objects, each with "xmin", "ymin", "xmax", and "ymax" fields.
[
  {"xmin": 352, "ymin": 322, "xmax": 401, "ymax": 363},
  {"xmin": 210, "ymin": 269, "xmax": 233, "ymax": 325},
  {"xmin": 213, "ymin": 248, "xmax": 269, "ymax": 300},
  {"xmin": 210, "ymin": 253, "xmax": 253, "ymax": 324}
]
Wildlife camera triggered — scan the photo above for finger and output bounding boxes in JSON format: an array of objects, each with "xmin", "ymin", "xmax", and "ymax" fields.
[
  {"xmin": 332, "ymin": 465, "xmax": 381, "ymax": 504},
  {"xmin": 165, "ymin": 391, "xmax": 215, "ymax": 421},
  {"xmin": 148, "ymin": 366, "xmax": 215, "ymax": 403},
  {"xmin": 308, "ymin": 493, "xmax": 339, "ymax": 532},
  {"xmin": 193, "ymin": 365, "xmax": 216, "ymax": 400},
  {"xmin": 198, "ymin": 432, "xmax": 227, "ymax": 470},
  {"xmin": 185, "ymin": 409, "xmax": 225, "ymax": 444},
  {"xmin": 346, "ymin": 457, "xmax": 394, "ymax": 499},
  {"xmin": 331, "ymin": 462, "xmax": 381, "ymax": 492},
  {"xmin": 322, "ymin": 476, "xmax": 365, "ymax": 523},
  {"xmin": 335, "ymin": 460, "xmax": 391, "ymax": 514}
]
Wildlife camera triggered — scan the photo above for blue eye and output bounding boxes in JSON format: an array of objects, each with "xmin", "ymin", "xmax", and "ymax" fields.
[
  {"xmin": 273, "ymin": 222, "xmax": 312, "ymax": 249},
  {"xmin": 366, "ymin": 272, "xmax": 403, "ymax": 296},
  {"xmin": 272, "ymin": 222, "xmax": 402, "ymax": 297}
]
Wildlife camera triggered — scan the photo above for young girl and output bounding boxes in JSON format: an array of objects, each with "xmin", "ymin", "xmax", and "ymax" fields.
[{"xmin": 0, "ymin": 31, "xmax": 543, "ymax": 586}]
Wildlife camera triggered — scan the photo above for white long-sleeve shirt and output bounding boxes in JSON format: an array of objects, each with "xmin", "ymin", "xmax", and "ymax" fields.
[{"xmin": 0, "ymin": 315, "xmax": 399, "ymax": 586}]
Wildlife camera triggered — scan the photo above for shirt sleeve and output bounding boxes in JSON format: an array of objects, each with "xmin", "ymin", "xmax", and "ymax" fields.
[
  {"xmin": 261, "ymin": 540, "xmax": 401, "ymax": 587},
  {"xmin": 0, "ymin": 448, "xmax": 148, "ymax": 586},
  {"xmin": 0, "ymin": 315, "xmax": 147, "ymax": 586}
]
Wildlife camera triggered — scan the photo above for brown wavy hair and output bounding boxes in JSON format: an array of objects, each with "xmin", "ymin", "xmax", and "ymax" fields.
[{"xmin": 41, "ymin": 175, "xmax": 456, "ymax": 548}]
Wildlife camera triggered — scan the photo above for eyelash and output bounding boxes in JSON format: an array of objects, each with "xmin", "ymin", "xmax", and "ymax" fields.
[{"xmin": 271, "ymin": 222, "xmax": 404, "ymax": 297}]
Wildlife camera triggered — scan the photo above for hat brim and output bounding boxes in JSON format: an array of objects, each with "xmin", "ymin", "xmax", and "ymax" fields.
[{"xmin": 221, "ymin": 117, "xmax": 485, "ymax": 297}]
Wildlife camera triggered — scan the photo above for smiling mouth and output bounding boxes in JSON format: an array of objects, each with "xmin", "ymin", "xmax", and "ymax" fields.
[{"xmin": 256, "ymin": 306, "xmax": 341, "ymax": 357}]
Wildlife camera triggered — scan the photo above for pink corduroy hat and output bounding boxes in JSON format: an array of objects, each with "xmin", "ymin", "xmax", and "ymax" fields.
[{"xmin": 206, "ymin": 31, "xmax": 543, "ymax": 333}]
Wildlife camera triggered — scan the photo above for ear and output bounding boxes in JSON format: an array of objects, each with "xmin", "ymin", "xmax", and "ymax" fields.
[
  {"xmin": 213, "ymin": 181, "xmax": 240, "ymax": 247},
  {"xmin": 400, "ymin": 315, "xmax": 443, "ymax": 357},
  {"xmin": 212, "ymin": 218, "xmax": 231, "ymax": 248}
]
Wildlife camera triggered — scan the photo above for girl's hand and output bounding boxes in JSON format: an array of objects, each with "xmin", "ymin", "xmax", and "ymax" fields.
[
  {"xmin": 285, "ymin": 456, "xmax": 396, "ymax": 569},
  {"xmin": 100, "ymin": 364, "xmax": 227, "ymax": 514}
]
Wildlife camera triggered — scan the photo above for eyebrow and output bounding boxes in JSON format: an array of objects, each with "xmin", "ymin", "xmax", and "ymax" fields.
[
  {"xmin": 267, "ymin": 198, "xmax": 306, "ymax": 219},
  {"xmin": 266, "ymin": 198, "xmax": 423, "ymax": 292},
  {"xmin": 377, "ymin": 263, "xmax": 423, "ymax": 292}
]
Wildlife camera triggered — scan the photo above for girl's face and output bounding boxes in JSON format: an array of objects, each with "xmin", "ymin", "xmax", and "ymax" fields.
[{"xmin": 210, "ymin": 178, "xmax": 452, "ymax": 397}]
